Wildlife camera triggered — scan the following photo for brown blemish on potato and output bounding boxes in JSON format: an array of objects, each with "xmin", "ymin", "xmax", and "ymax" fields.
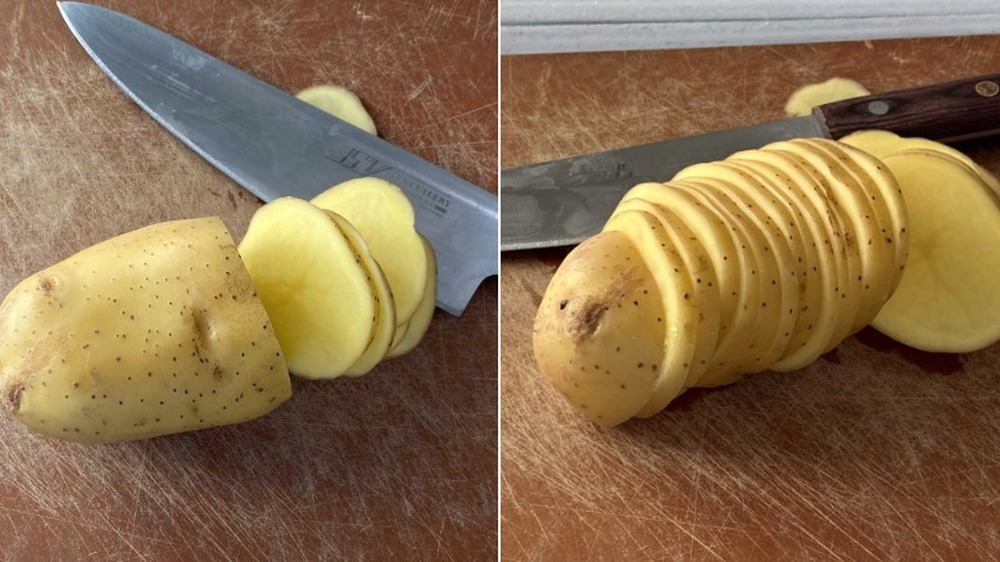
[{"xmin": 6, "ymin": 382, "xmax": 24, "ymax": 413}]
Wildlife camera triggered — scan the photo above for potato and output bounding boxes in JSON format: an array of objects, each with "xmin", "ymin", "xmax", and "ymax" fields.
[
  {"xmin": 323, "ymin": 211, "xmax": 397, "ymax": 376},
  {"xmin": 784, "ymin": 77, "xmax": 870, "ymax": 117},
  {"xmin": 534, "ymin": 230, "xmax": 667, "ymax": 426},
  {"xmin": 311, "ymin": 178, "xmax": 428, "ymax": 326},
  {"xmin": 296, "ymin": 84, "xmax": 378, "ymax": 135},
  {"xmin": 0, "ymin": 218, "xmax": 291, "ymax": 443},
  {"xmin": 386, "ymin": 235, "xmax": 437, "ymax": 359},
  {"xmin": 533, "ymin": 138, "xmax": 908, "ymax": 425},
  {"xmin": 841, "ymin": 129, "xmax": 1000, "ymax": 194},
  {"xmin": 238, "ymin": 197, "xmax": 378, "ymax": 379},
  {"xmin": 871, "ymin": 149, "xmax": 1000, "ymax": 352},
  {"xmin": 605, "ymin": 210, "xmax": 701, "ymax": 415}
]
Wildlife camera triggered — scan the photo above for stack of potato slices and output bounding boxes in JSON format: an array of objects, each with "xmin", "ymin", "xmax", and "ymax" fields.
[{"xmin": 533, "ymin": 138, "xmax": 908, "ymax": 426}]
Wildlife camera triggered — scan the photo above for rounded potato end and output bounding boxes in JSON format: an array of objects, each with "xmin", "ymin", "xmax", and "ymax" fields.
[{"xmin": 533, "ymin": 231, "xmax": 664, "ymax": 426}]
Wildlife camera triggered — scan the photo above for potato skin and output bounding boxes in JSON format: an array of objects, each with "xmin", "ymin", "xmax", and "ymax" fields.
[
  {"xmin": 533, "ymin": 231, "xmax": 665, "ymax": 426},
  {"xmin": 0, "ymin": 217, "xmax": 291, "ymax": 443}
]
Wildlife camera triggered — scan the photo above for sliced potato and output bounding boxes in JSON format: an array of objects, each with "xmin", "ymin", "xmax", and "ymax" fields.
[
  {"xmin": 621, "ymin": 183, "xmax": 741, "ymax": 358},
  {"xmin": 296, "ymin": 84, "xmax": 378, "ymax": 135},
  {"xmin": 675, "ymin": 162, "xmax": 801, "ymax": 367},
  {"xmin": 784, "ymin": 77, "xmax": 870, "ymax": 117},
  {"xmin": 239, "ymin": 197, "xmax": 376, "ymax": 379},
  {"xmin": 311, "ymin": 178, "xmax": 427, "ymax": 326},
  {"xmin": 533, "ymin": 230, "xmax": 665, "ymax": 425},
  {"xmin": 872, "ymin": 149, "xmax": 1000, "ymax": 352},
  {"xmin": 386, "ymin": 235, "xmax": 437, "ymax": 359},
  {"xmin": 666, "ymin": 180, "xmax": 762, "ymax": 385},
  {"xmin": 841, "ymin": 129, "xmax": 1000, "ymax": 193},
  {"xmin": 727, "ymin": 148, "xmax": 842, "ymax": 370},
  {"xmin": 323, "ymin": 211, "xmax": 396, "ymax": 376},
  {"xmin": 604, "ymin": 210, "xmax": 694, "ymax": 414},
  {"xmin": 613, "ymin": 197, "xmax": 721, "ymax": 389}
]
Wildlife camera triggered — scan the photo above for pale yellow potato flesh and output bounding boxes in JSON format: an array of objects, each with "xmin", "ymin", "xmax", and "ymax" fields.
[
  {"xmin": 841, "ymin": 129, "xmax": 1000, "ymax": 193},
  {"xmin": 311, "ymin": 178, "xmax": 428, "ymax": 326},
  {"xmin": 604, "ymin": 210, "xmax": 694, "ymax": 415},
  {"xmin": 239, "ymin": 197, "xmax": 376, "ymax": 379},
  {"xmin": 324, "ymin": 211, "xmax": 397, "ymax": 376},
  {"xmin": 784, "ymin": 77, "xmax": 870, "ymax": 117},
  {"xmin": 386, "ymin": 235, "xmax": 437, "ymax": 359},
  {"xmin": 0, "ymin": 218, "xmax": 291, "ymax": 443},
  {"xmin": 296, "ymin": 84, "xmax": 378, "ymax": 135},
  {"xmin": 533, "ymin": 230, "xmax": 666, "ymax": 426},
  {"xmin": 873, "ymin": 150, "xmax": 1000, "ymax": 352}
]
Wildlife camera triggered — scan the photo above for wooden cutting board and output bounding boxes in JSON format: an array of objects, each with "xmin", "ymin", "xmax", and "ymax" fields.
[
  {"xmin": 501, "ymin": 36, "xmax": 1000, "ymax": 560},
  {"xmin": 0, "ymin": 1, "xmax": 497, "ymax": 560}
]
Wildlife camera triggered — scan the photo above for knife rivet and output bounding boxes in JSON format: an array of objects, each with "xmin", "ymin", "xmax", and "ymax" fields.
[
  {"xmin": 976, "ymin": 80, "xmax": 999, "ymax": 97},
  {"xmin": 867, "ymin": 101, "xmax": 890, "ymax": 116}
]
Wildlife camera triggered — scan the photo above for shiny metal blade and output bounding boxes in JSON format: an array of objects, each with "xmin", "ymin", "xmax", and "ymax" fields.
[
  {"xmin": 500, "ymin": 115, "xmax": 827, "ymax": 251},
  {"xmin": 59, "ymin": 2, "xmax": 497, "ymax": 316}
]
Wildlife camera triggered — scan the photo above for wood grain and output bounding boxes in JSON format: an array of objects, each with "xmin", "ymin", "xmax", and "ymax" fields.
[
  {"xmin": 0, "ymin": 1, "xmax": 497, "ymax": 560},
  {"xmin": 501, "ymin": 36, "xmax": 1000, "ymax": 561}
]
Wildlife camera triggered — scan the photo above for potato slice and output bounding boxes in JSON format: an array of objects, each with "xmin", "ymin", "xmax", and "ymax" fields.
[
  {"xmin": 794, "ymin": 139, "xmax": 898, "ymax": 329},
  {"xmin": 872, "ymin": 150, "xmax": 1000, "ymax": 352},
  {"xmin": 323, "ymin": 211, "xmax": 396, "ymax": 376},
  {"xmin": 0, "ymin": 217, "xmax": 291, "ymax": 443},
  {"xmin": 728, "ymin": 149, "xmax": 842, "ymax": 370},
  {"xmin": 311, "ymin": 178, "xmax": 427, "ymax": 326},
  {"xmin": 296, "ymin": 84, "xmax": 378, "ymax": 135},
  {"xmin": 679, "ymin": 176, "xmax": 788, "ymax": 374},
  {"xmin": 841, "ymin": 129, "xmax": 1000, "ymax": 193},
  {"xmin": 533, "ymin": 230, "xmax": 665, "ymax": 426},
  {"xmin": 663, "ymin": 180, "xmax": 763, "ymax": 384},
  {"xmin": 604, "ymin": 210, "xmax": 695, "ymax": 414},
  {"xmin": 675, "ymin": 162, "xmax": 801, "ymax": 367},
  {"xmin": 386, "ymin": 235, "xmax": 437, "ymax": 359},
  {"xmin": 722, "ymin": 157, "xmax": 826, "ymax": 365},
  {"xmin": 612, "ymin": 197, "xmax": 721, "ymax": 389},
  {"xmin": 621, "ymin": 183, "xmax": 741, "ymax": 357},
  {"xmin": 784, "ymin": 78, "xmax": 870, "ymax": 117},
  {"xmin": 761, "ymin": 144, "xmax": 865, "ymax": 353},
  {"xmin": 239, "ymin": 197, "xmax": 376, "ymax": 379},
  {"xmin": 766, "ymin": 140, "xmax": 870, "ymax": 346}
]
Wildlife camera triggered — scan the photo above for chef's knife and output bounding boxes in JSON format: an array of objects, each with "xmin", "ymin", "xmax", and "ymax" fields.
[
  {"xmin": 502, "ymin": 72, "xmax": 1000, "ymax": 251},
  {"xmin": 58, "ymin": 2, "xmax": 497, "ymax": 316}
]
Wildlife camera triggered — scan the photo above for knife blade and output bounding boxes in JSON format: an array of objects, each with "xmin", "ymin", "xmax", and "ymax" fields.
[
  {"xmin": 501, "ymin": 72, "xmax": 1000, "ymax": 251},
  {"xmin": 58, "ymin": 2, "xmax": 497, "ymax": 316}
]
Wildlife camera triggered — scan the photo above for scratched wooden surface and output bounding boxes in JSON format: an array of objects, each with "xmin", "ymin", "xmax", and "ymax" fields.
[
  {"xmin": 501, "ymin": 37, "xmax": 1000, "ymax": 560},
  {"xmin": 0, "ymin": 1, "xmax": 497, "ymax": 560}
]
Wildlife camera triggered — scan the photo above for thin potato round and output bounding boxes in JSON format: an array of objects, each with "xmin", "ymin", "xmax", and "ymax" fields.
[
  {"xmin": 613, "ymin": 197, "xmax": 722, "ymax": 389},
  {"xmin": 239, "ymin": 197, "xmax": 375, "ymax": 379},
  {"xmin": 605, "ymin": 210, "xmax": 695, "ymax": 414},
  {"xmin": 311, "ymin": 178, "xmax": 427, "ymax": 326},
  {"xmin": 324, "ymin": 211, "xmax": 396, "ymax": 376},
  {"xmin": 873, "ymin": 150, "xmax": 1000, "ymax": 352},
  {"xmin": 387, "ymin": 235, "xmax": 437, "ymax": 359}
]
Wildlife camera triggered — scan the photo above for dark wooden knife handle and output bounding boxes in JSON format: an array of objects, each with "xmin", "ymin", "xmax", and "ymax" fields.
[{"xmin": 816, "ymin": 73, "xmax": 1000, "ymax": 143}]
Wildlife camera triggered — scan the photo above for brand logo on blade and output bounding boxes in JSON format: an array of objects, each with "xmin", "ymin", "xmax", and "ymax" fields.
[{"xmin": 327, "ymin": 147, "xmax": 451, "ymax": 218}]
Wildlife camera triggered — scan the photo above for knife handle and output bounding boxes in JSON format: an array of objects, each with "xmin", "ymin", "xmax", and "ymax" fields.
[{"xmin": 816, "ymin": 73, "xmax": 1000, "ymax": 143}]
